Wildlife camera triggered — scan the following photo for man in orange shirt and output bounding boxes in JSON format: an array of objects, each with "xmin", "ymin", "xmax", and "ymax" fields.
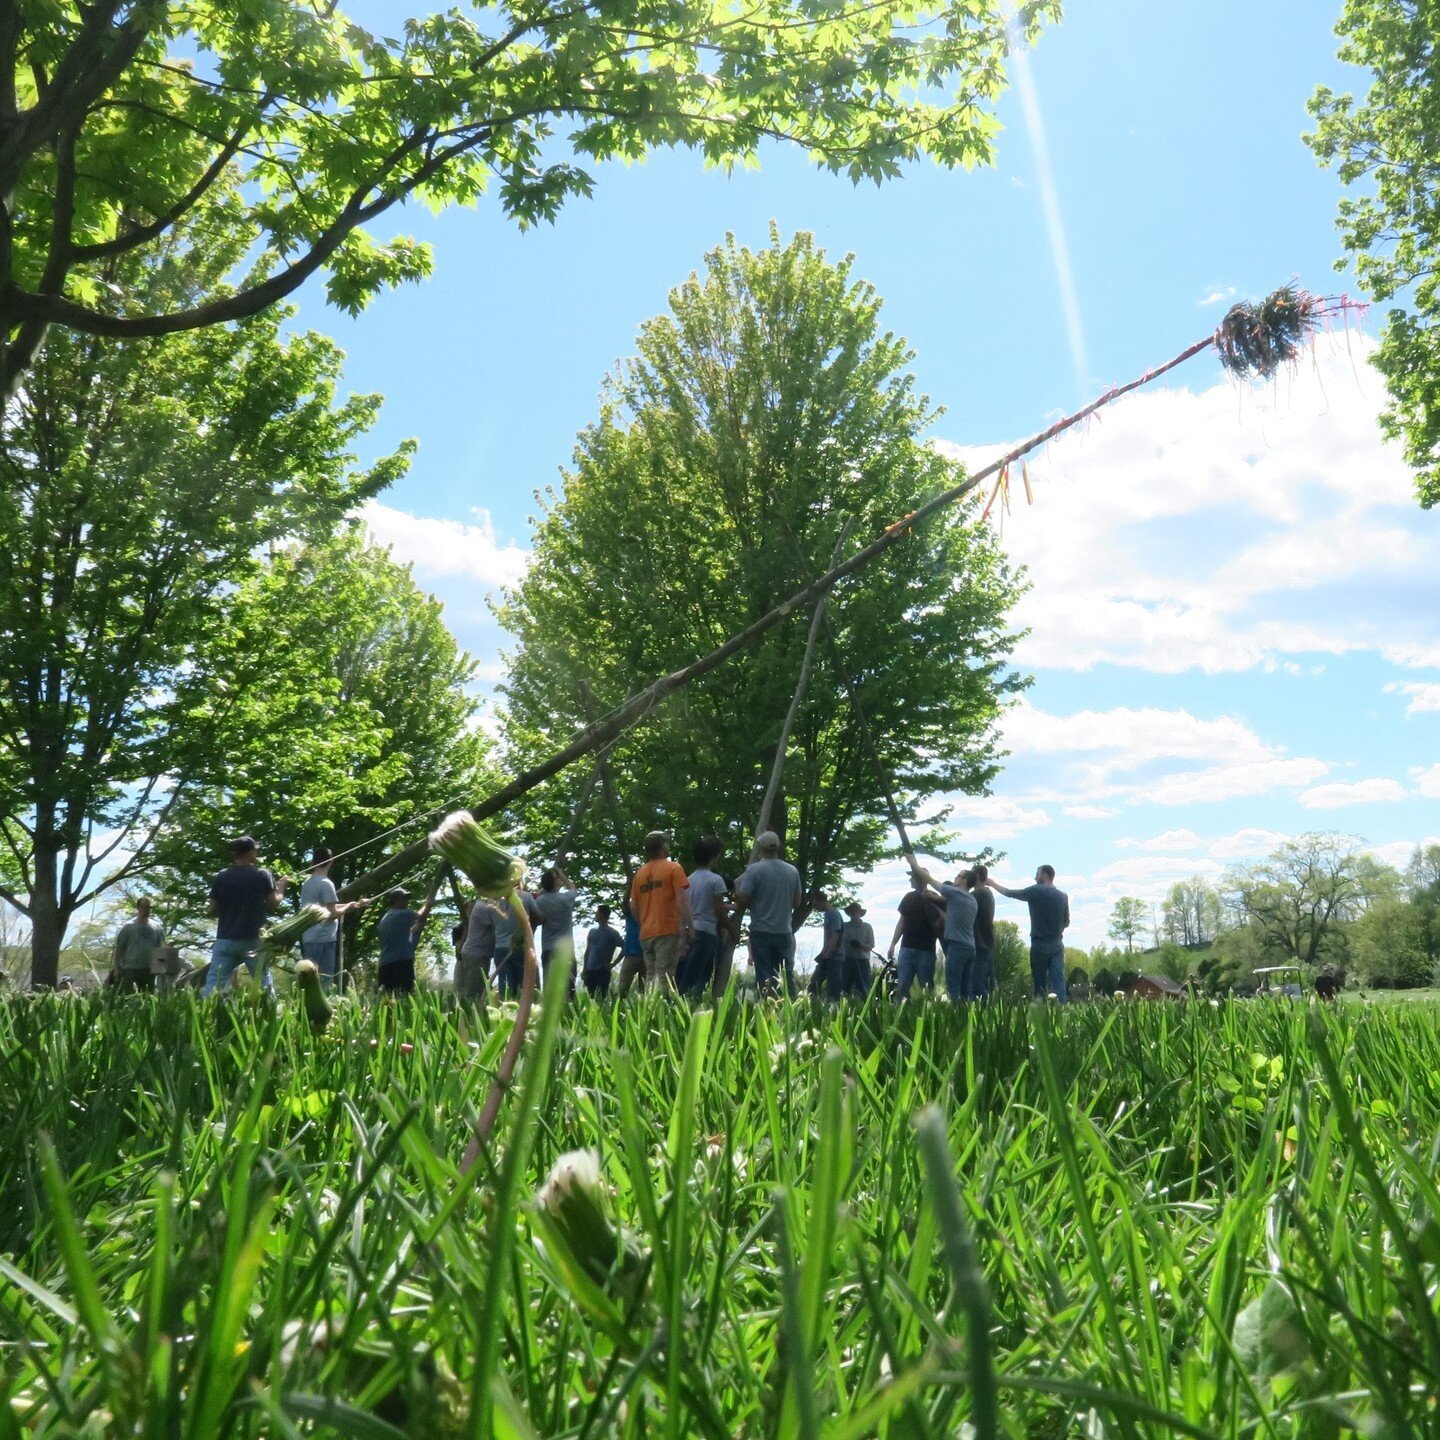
[{"xmin": 630, "ymin": 830, "xmax": 692, "ymax": 991}]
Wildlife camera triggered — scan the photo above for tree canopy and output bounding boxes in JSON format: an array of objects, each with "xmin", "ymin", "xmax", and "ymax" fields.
[
  {"xmin": 0, "ymin": 221, "xmax": 407, "ymax": 986},
  {"xmin": 1106, "ymin": 896, "xmax": 1146, "ymax": 953},
  {"xmin": 1309, "ymin": 0, "xmax": 1440, "ymax": 507},
  {"xmin": 498, "ymin": 230, "xmax": 1026, "ymax": 893},
  {"xmin": 1224, "ymin": 833, "xmax": 1394, "ymax": 970},
  {"xmin": 0, "ymin": 0, "xmax": 1058, "ymax": 393},
  {"xmin": 145, "ymin": 529, "xmax": 496, "ymax": 945}
]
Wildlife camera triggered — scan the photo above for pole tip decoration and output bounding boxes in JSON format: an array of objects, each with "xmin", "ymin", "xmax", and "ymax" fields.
[{"xmin": 1215, "ymin": 286, "xmax": 1319, "ymax": 380}]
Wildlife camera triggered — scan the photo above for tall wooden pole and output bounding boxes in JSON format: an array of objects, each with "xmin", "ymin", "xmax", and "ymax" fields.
[{"xmin": 338, "ymin": 326, "xmax": 1223, "ymax": 904}]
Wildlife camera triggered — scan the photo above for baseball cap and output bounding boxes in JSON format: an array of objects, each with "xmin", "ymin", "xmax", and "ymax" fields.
[{"xmin": 755, "ymin": 830, "xmax": 781, "ymax": 852}]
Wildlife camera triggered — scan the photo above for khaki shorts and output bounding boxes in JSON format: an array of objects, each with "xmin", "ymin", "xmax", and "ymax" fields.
[{"xmin": 641, "ymin": 933, "xmax": 680, "ymax": 989}]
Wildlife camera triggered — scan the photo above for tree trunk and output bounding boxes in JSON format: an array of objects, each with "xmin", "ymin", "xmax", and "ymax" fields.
[{"xmin": 28, "ymin": 840, "xmax": 66, "ymax": 990}]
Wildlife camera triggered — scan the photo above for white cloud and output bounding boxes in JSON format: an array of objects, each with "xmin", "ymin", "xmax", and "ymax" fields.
[
  {"xmin": 1005, "ymin": 699, "xmax": 1272, "ymax": 772},
  {"xmin": 1208, "ymin": 827, "xmax": 1289, "ymax": 859},
  {"xmin": 362, "ymin": 501, "xmax": 530, "ymax": 591},
  {"xmin": 939, "ymin": 341, "xmax": 1440, "ymax": 675},
  {"xmin": 1297, "ymin": 777, "xmax": 1408, "ymax": 809},
  {"xmin": 1200, "ymin": 286, "xmax": 1237, "ymax": 306},
  {"xmin": 1117, "ymin": 828, "xmax": 1205, "ymax": 852},
  {"xmin": 946, "ymin": 794, "xmax": 1051, "ymax": 841},
  {"xmin": 1386, "ymin": 681, "xmax": 1440, "ymax": 715},
  {"xmin": 1090, "ymin": 855, "xmax": 1225, "ymax": 887},
  {"xmin": 1412, "ymin": 763, "xmax": 1440, "ymax": 800},
  {"xmin": 998, "ymin": 700, "xmax": 1330, "ymax": 811},
  {"xmin": 1145, "ymin": 756, "xmax": 1330, "ymax": 806},
  {"xmin": 1063, "ymin": 804, "xmax": 1117, "ymax": 820},
  {"xmin": 1369, "ymin": 840, "xmax": 1421, "ymax": 871},
  {"xmin": 1384, "ymin": 643, "xmax": 1440, "ymax": 670}
]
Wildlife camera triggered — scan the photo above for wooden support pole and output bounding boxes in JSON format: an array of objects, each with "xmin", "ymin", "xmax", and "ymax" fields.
[{"xmin": 752, "ymin": 525, "xmax": 850, "ymax": 858}]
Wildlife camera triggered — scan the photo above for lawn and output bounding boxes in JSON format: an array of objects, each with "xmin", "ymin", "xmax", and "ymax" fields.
[{"xmin": 3, "ymin": 982, "xmax": 1440, "ymax": 1437}]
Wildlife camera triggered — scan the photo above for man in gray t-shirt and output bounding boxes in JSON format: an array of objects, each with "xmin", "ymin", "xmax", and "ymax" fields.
[
  {"xmin": 988, "ymin": 865, "xmax": 1071, "ymax": 1000},
  {"xmin": 456, "ymin": 899, "xmax": 501, "ymax": 1002},
  {"xmin": 734, "ymin": 832, "xmax": 803, "ymax": 995},
  {"xmin": 927, "ymin": 868, "xmax": 979, "ymax": 1002}
]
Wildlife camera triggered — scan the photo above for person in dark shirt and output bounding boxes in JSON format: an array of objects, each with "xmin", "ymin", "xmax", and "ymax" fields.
[
  {"xmin": 203, "ymin": 836, "xmax": 285, "ymax": 996},
  {"xmin": 582, "ymin": 904, "xmax": 624, "ymax": 998},
  {"xmin": 377, "ymin": 886, "xmax": 432, "ymax": 995},
  {"xmin": 887, "ymin": 868, "xmax": 943, "ymax": 998},
  {"xmin": 970, "ymin": 862, "xmax": 997, "ymax": 1000},
  {"xmin": 808, "ymin": 887, "xmax": 845, "ymax": 999},
  {"xmin": 987, "ymin": 864, "xmax": 1070, "ymax": 1001}
]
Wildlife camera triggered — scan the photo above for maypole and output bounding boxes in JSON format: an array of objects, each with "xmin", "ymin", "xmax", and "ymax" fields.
[{"xmin": 338, "ymin": 289, "xmax": 1350, "ymax": 905}]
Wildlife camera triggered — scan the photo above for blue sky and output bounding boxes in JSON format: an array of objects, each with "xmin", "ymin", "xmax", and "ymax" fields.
[{"xmin": 304, "ymin": 1, "xmax": 1437, "ymax": 946}]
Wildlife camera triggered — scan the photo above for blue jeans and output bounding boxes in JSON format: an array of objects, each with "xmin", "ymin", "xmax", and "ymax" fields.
[
  {"xmin": 496, "ymin": 948, "xmax": 525, "ymax": 998},
  {"xmin": 1031, "ymin": 938, "xmax": 1067, "ymax": 1000},
  {"xmin": 895, "ymin": 945, "xmax": 936, "ymax": 997},
  {"xmin": 943, "ymin": 940, "xmax": 976, "ymax": 1002},
  {"xmin": 300, "ymin": 939, "xmax": 338, "ymax": 989},
  {"xmin": 750, "ymin": 932, "xmax": 790, "ymax": 994},
  {"xmin": 678, "ymin": 929, "xmax": 719, "ymax": 996},
  {"xmin": 203, "ymin": 937, "xmax": 273, "ymax": 997},
  {"xmin": 970, "ymin": 943, "xmax": 995, "ymax": 1000}
]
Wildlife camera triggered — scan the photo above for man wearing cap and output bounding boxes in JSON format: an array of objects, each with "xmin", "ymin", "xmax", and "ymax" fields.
[
  {"xmin": 377, "ymin": 885, "xmax": 432, "ymax": 994},
  {"xmin": 629, "ymin": 831, "xmax": 692, "ymax": 991},
  {"xmin": 734, "ymin": 831, "xmax": 804, "ymax": 995},
  {"xmin": 839, "ymin": 901, "xmax": 875, "ymax": 998},
  {"xmin": 298, "ymin": 846, "xmax": 371, "ymax": 990},
  {"xmin": 203, "ymin": 836, "xmax": 286, "ymax": 996}
]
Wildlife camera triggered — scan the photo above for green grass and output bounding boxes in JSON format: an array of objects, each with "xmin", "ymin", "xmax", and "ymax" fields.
[{"xmin": 3, "ymin": 983, "xmax": 1440, "ymax": 1437}]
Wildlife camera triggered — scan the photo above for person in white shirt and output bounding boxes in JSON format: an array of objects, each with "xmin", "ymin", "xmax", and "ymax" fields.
[
  {"xmin": 298, "ymin": 846, "xmax": 371, "ymax": 990},
  {"xmin": 678, "ymin": 836, "xmax": 728, "ymax": 997}
]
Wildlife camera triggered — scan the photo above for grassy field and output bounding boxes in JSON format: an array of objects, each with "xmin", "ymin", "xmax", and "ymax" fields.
[{"xmin": 4, "ymin": 981, "xmax": 1440, "ymax": 1438}]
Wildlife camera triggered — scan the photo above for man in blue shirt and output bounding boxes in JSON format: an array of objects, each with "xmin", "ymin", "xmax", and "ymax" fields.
[
  {"xmin": 987, "ymin": 865, "xmax": 1071, "ymax": 1000},
  {"xmin": 377, "ymin": 885, "xmax": 432, "ymax": 995},
  {"xmin": 582, "ymin": 904, "xmax": 624, "ymax": 998}
]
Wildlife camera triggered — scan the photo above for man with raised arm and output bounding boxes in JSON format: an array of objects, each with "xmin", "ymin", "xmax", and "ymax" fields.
[{"xmin": 986, "ymin": 864, "xmax": 1071, "ymax": 1001}]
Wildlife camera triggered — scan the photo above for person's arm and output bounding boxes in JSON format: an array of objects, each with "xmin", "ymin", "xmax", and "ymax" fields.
[
  {"xmin": 207, "ymin": 882, "xmax": 219, "ymax": 918},
  {"xmin": 1062, "ymin": 896, "xmax": 1071, "ymax": 931},
  {"xmin": 265, "ymin": 871, "xmax": 286, "ymax": 912},
  {"xmin": 888, "ymin": 916, "xmax": 904, "ymax": 959},
  {"xmin": 112, "ymin": 926, "xmax": 127, "ymax": 970},
  {"xmin": 987, "ymin": 880, "xmax": 1025, "ymax": 900},
  {"xmin": 789, "ymin": 880, "xmax": 808, "ymax": 931},
  {"xmin": 677, "ymin": 872, "xmax": 693, "ymax": 947},
  {"xmin": 558, "ymin": 867, "xmax": 576, "ymax": 891}
]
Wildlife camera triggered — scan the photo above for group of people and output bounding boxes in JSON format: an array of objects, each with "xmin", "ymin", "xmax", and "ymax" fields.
[
  {"xmin": 112, "ymin": 829, "xmax": 1074, "ymax": 1004},
  {"xmin": 448, "ymin": 828, "xmax": 1074, "ymax": 1005}
]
